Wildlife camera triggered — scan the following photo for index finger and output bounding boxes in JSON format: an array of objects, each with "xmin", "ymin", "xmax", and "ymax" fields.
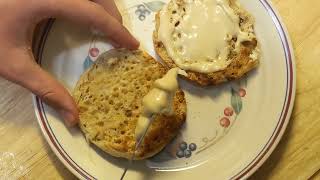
[
  {"xmin": 49, "ymin": 0, "xmax": 139, "ymax": 49},
  {"xmin": 93, "ymin": 0, "xmax": 123, "ymax": 23}
]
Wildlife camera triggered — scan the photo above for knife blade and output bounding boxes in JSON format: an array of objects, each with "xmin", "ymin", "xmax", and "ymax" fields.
[{"xmin": 120, "ymin": 119, "xmax": 152, "ymax": 180}]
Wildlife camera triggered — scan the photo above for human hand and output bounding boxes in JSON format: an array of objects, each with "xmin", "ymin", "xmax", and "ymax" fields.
[{"xmin": 0, "ymin": 0, "xmax": 139, "ymax": 126}]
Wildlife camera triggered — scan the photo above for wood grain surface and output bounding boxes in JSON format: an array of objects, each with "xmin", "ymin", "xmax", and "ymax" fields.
[{"xmin": 0, "ymin": 0, "xmax": 319, "ymax": 179}]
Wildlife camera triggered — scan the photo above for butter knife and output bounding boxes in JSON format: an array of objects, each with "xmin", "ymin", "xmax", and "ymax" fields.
[{"xmin": 120, "ymin": 121, "xmax": 152, "ymax": 180}]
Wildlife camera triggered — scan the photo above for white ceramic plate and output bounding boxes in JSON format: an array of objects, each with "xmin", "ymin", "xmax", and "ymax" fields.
[{"xmin": 33, "ymin": 0, "xmax": 295, "ymax": 179}]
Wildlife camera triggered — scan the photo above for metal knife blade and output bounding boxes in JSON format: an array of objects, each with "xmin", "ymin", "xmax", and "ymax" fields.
[{"xmin": 120, "ymin": 120, "xmax": 152, "ymax": 180}]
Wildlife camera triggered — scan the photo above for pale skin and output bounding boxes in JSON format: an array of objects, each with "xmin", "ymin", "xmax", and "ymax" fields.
[{"xmin": 0, "ymin": 0, "xmax": 139, "ymax": 126}]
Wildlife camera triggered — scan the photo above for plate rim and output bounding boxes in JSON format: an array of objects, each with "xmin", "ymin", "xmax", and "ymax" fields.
[{"xmin": 32, "ymin": 0, "xmax": 296, "ymax": 179}]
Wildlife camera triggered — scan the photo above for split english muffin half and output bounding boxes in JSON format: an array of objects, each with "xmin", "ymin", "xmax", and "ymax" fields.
[
  {"xmin": 153, "ymin": 0, "xmax": 260, "ymax": 86},
  {"xmin": 73, "ymin": 49, "xmax": 187, "ymax": 160}
]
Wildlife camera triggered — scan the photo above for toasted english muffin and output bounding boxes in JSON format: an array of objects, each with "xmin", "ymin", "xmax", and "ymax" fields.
[
  {"xmin": 73, "ymin": 49, "xmax": 186, "ymax": 160},
  {"xmin": 153, "ymin": 0, "xmax": 260, "ymax": 86}
]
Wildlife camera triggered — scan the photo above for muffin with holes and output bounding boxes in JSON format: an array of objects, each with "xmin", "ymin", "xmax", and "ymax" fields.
[
  {"xmin": 73, "ymin": 49, "xmax": 187, "ymax": 160},
  {"xmin": 153, "ymin": 0, "xmax": 260, "ymax": 86}
]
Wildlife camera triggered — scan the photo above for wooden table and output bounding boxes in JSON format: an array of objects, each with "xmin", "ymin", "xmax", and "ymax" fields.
[{"xmin": 0, "ymin": 0, "xmax": 319, "ymax": 179}]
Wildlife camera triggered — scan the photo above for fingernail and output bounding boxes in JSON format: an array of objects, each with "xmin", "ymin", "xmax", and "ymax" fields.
[
  {"xmin": 60, "ymin": 110, "xmax": 77, "ymax": 127},
  {"xmin": 128, "ymin": 38, "xmax": 140, "ymax": 50},
  {"xmin": 109, "ymin": 40, "xmax": 121, "ymax": 48}
]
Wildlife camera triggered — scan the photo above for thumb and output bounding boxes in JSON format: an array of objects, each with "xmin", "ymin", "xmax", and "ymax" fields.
[{"xmin": 2, "ymin": 48, "xmax": 78, "ymax": 126}]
